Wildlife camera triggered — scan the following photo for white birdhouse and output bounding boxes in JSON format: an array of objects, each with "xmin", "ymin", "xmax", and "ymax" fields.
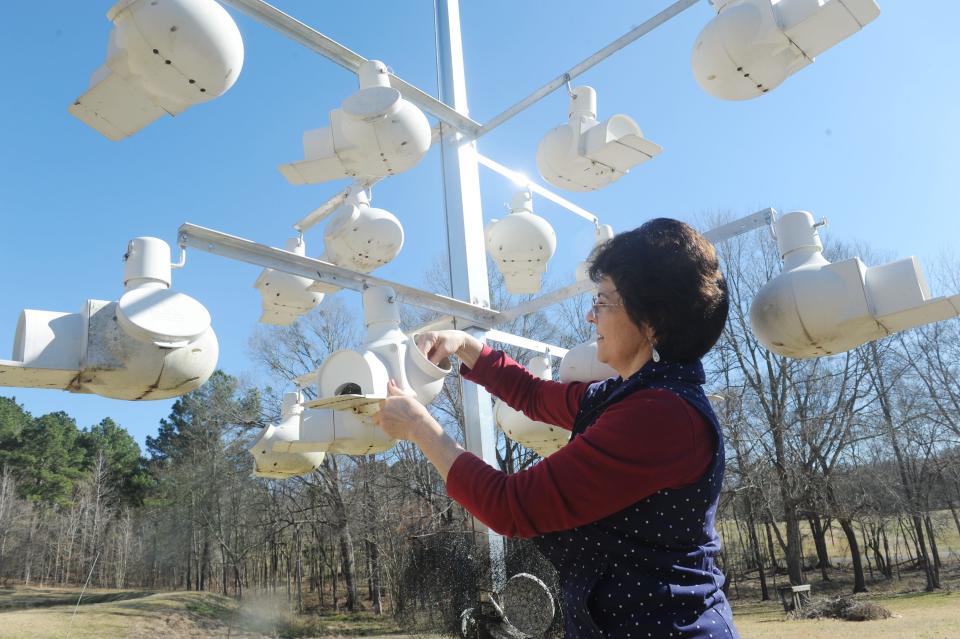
[
  {"xmin": 69, "ymin": 0, "xmax": 244, "ymax": 140},
  {"xmin": 322, "ymin": 189, "xmax": 404, "ymax": 273},
  {"xmin": 559, "ymin": 338, "xmax": 617, "ymax": 384},
  {"xmin": 250, "ymin": 391, "xmax": 326, "ymax": 479},
  {"xmin": 750, "ymin": 211, "xmax": 960, "ymax": 358},
  {"xmin": 575, "ymin": 224, "xmax": 615, "ymax": 282},
  {"xmin": 692, "ymin": 0, "xmax": 881, "ymax": 100},
  {"xmin": 486, "ymin": 191, "xmax": 557, "ymax": 295},
  {"xmin": 279, "ymin": 60, "xmax": 432, "ymax": 184},
  {"xmin": 494, "ymin": 354, "xmax": 570, "ymax": 457},
  {"xmin": 260, "ymin": 286, "xmax": 450, "ymax": 457},
  {"xmin": 254, "ymin": 237, "xmax": 324, "ymax": 326},
  {"xmin": 536, "ymin": 86, "xmax": 662, "ymax": 192},
  {"xmin": 3, "ymin": 237, "xmax": 218, "ymax": 400}
]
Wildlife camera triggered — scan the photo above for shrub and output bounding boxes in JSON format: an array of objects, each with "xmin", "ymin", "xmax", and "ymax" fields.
[{"xmin": 794, "ymin": 596, "xmax": 892, "ymax": 622}]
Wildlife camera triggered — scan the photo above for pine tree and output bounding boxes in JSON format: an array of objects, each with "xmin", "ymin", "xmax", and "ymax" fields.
[
  {"xmin": 8, "ymin": 411, "xmax": 85, "ymax": 505},
  {"xmin": 80, "ymin": 417, "xmax": 152, "ymax": 506}
]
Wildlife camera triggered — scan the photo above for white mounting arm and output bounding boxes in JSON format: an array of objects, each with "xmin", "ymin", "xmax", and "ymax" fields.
[
  {"xmin": 476, "ymin": 154, "xmax": 599, "ymax": 224},
  {"xmin": 217, "ymin": 0, "xmax": 700, "ymax": 141},
  {"xmin": 217, "ymin": 0, "xmax": 481, "ymax": 136},
  {"xmin": 179, "ymin": 223, "xmax": 499, "ymax": 327}
]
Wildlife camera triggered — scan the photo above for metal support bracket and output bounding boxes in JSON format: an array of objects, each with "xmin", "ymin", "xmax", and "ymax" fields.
[{"xmin": 702, "ymin": 208, "xmax": 777, "ymax": 245}]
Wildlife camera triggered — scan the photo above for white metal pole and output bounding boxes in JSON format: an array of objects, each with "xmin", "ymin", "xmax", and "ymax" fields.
[{"xmin": 434, "ymin": 0, "xmax": 507, "ymax": 591}]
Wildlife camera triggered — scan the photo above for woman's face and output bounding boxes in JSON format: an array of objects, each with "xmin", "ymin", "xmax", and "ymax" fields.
[{"xmin": 587, "ymin": 276, "xmax": 652, "ymax": 377}]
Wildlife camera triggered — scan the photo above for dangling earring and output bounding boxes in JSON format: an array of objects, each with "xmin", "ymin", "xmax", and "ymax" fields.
[{"xmin": 651, "ymin": 345, "xmax": 661, "ymax": 363}]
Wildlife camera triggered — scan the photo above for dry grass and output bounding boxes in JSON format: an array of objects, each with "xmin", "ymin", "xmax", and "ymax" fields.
[
  {"xmin": 0, "ymin": 586, "xmax": 434, "ymax": 638},
  {"xmin": 0, "ymin": 586, "xmax": 258, "ymax": 638},
  {"xmin": 732, "ymin": 590, "xmax": 960, "ymax": 639}
]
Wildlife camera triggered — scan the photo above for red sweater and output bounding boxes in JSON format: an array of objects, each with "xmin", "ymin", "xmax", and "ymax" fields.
[{"xmin": 445, "ymin": 346, "xmax": 714, "ymax": 539}]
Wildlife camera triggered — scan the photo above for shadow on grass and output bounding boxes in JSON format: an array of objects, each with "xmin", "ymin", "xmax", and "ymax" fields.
[{"xmin": 0, "ymin": 589, "xmax": 156, "ymax": 611}]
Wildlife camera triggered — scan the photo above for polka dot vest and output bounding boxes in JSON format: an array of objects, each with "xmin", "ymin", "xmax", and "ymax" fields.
[{"xmin": 532, "ymin": 359, "xmax": 739, "ymax": 638}]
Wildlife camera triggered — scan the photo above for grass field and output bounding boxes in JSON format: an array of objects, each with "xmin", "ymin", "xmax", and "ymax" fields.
[
  {"xmin": 726, "ymin": 559, "xmax": 960, "ymax": 638},
  {"xmin": 734, "ymin": 590, "xmax": 960, "ymax": 639},
  {"xmin": 0, "ymin": 581, "xmax": 957, "ymax": 638}
]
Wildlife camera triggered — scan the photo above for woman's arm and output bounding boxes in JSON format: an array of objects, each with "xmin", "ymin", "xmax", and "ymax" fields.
[
  {"xmin": 410, "ymin": 416, "xmax": 464, "ymax": 482},
  {"xmin": 374, "ymin": 385, "xmax": 714, "ymax": 539},
  {"xmin": 445, "ymin": 389, "xmax": 715, "ymax": 538},
  {"xmin": 373, "ymin": 380, "xmax": 465, "ymax": 481},
  {"xmin": 416, "ymin": 330, "xmax": 588, "ymax": 430},
  {"xmin": 460, "ymin": 346, "xmax": 588, "ymax": 430}
]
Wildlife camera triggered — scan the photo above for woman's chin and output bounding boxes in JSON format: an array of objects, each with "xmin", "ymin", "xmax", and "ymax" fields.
[{"xmin": 595, "ymin": 343, "xmax": 608, "ymax": 363}]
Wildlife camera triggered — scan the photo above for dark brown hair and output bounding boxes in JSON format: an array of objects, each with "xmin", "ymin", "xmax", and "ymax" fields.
[{"xmin": 587, "ymin": 218, "xmax": 728, "ymax": 362}]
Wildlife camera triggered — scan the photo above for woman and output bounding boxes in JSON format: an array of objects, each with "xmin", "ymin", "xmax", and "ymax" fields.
[{"xmin": 373, "ymin": 218, "xmax": 738, "ymax": 638}]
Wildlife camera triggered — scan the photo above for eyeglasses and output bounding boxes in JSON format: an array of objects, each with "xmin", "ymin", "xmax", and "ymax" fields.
[{"xmin": 590, "ymin": 296, "xmax": 622, "ymax": 316}]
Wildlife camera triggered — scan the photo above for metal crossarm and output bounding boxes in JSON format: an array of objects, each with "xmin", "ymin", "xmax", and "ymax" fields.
[
  {"xmin": 178, "ymin": 223, "xmax": 500, "ymax": 327},
  {"xmin": 293, "ymin": 189, "xmax": 353, "ymax": 234},
  {"xmin": 485, "ymin": 330, "xmax": 569, "ymax": 358},
  {"xmin": 218, "ymin": 0, "xmax": 482, "ymax": 136},
  {"xmin": 498, "ymin": 280, "xmax": 596, "ymax": 324},
  {"xmin": 476, "ymin": 0, "xmax": 702, "ymax": 137},
  {"xmin": 702, "ymin": 208, "xmax": 777, "ymax": 244},
  {"xmin": 476, "ymin": 154, "xmax": 600, "ymax": 224}
]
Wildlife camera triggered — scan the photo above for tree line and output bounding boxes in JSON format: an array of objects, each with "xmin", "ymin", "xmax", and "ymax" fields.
[
  {"xmin": 0, "ymin": 229, "xmax": 957, "ymax": 632},
  {"xmin": 712, "ymin": 232, "xmax": 960, "ymax": 598}
]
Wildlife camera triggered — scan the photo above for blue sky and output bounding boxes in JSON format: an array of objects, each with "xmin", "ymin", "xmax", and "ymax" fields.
[{"xmin": 1, "ymin": 1, "xmax": 958, "ymax": 448}]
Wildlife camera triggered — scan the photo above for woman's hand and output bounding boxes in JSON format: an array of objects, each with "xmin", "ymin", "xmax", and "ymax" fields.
[
  {"xmin": 414, "ymin": 330, "xmax": 483, "ymax": 368},
  {"xmin": 372, "ymin": 380, "xmax": 433, "ymax": 441},
  {"xmin": 372, "ymin": 380, "xmax": 465, "ymax": 482}
]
